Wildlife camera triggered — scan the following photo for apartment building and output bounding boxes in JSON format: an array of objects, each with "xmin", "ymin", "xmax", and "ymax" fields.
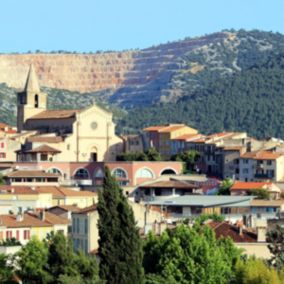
[{"xmin": 239, "ymin": 151, "xmax": 284, "ymax": 182}]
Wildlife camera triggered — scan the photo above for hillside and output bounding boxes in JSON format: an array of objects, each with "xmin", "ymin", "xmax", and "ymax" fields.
[{"xmin": 1, "ymin": 30, "xmax": 284, "ymax": 139}]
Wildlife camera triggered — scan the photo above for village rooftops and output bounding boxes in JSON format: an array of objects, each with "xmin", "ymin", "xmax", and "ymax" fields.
[
  {"xmin": 208, "ymin": 221, "xmax": 257, "ymax": 243},
  {"xmin": 143, "ymin": 124, "xmax": 197, "ymax": 133},
  {"xmin": 171, "ymin": 134, "xmax": 203, "ymax": 141},
  {"xmin": 0, "ymin": 185, "xmax": 96, "ymax": 198},
  {"xmin": 6, "ymin": 170, "xmax": 59, "ymax": 178},
  {"xmin": 230, "ymin": 181, "xmax": 273, "ymax": 191},
  {"xmin": 145, "ymin": 195, "xmax": 254, "ymax": 207},
  {"xmin": 27, "ymin": 109, "xmax": 81, "ymax": 120},
  {"xmin": 140, "ymin": 180, "xmax": 197, "ymax": 189},
  {"xmin": 18, "ymin": 145, "xmax": 61, "ymax": 154},
  {"xmin": 241, "ymin": 150, "xmax": 283, "ymax": 160},
  {"xmin": 0, "ymin": 211, "xmax": 69, "ymax": 228},
  {"xmin": 27, "ymin": 135, "xmax": 64, "ymax": 143},
  {"xmin": 75, "ymin": 204, "xmax": 97, "ymax": 214}
]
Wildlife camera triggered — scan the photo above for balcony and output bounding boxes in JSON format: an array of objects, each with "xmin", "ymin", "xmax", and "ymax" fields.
[{"xmin": 60, "ymin": 179, "xmax": 93, "ymax": 187}]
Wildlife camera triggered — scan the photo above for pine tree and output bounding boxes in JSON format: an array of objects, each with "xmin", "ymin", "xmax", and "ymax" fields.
[{"xmin": 98, "ymin": 167, "xmax": 144, "ymax": 284}]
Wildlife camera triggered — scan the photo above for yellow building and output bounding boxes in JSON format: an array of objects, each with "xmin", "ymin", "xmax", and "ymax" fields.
[{"xmin": 16, "ymin": 65, "xmax": 123, "ymax": 162}]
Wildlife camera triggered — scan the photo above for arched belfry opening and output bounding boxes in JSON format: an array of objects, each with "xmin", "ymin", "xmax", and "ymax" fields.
[{"xmin": 34, "ymin": 94, "xmax": 39, "ymax": 108}]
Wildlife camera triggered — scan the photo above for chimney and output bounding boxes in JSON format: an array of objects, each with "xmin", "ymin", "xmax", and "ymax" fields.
[
  {"xmin": 16, "ymin": 213, "xmax": 23, "ymax": 222},
  {"xmin": 40, "ymin": 210, "xmax": 46, "ymax": 221},
  {"xmin": 255, "ymin": 218, "xmax": 267, "ymax": 242}
]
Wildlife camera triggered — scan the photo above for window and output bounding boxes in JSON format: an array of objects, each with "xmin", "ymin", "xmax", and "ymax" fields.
[
  {"xmin": 74, "ymin": 168, "xmax": 89, "ymax": 179},
  {"xmin": 136, "ymin": 168, "xmax": 154, "ymax": 178},
  {"xmin": 84, "ymin": 219, "xmax": 88, "ymax": 234},
  {"xmin": 0, "ymin": 153, "xmax": 6, "ymax": 158},
  {"xmin": 6, "ymin": 230, "xmax": 12, "ymax": 239},
  {"xmin": 0, "ymin": 142, "xmax": 4, "ymax": 148},
  {"xmin": 16, "ymin": 230, "xmax": 20, "ymax": 240},
  {"xmin": 242, "ymin": 168, "xmax": 249, "ymax": 174},
  {"xmin": 243, "ymin": 159, "xmax": 249, "ymax": 164},
  {"xmin": 113, "ymin": 168, "xmax": 127, "ymax": 179},
  {"xmin": 34, "ymin": 94, "xmax": 39, "ymax": 108},
  {"xmin": 267, "ymin": 160, "xmax": 272, "ymax": 166},
  {"xmin": 40, "ymin": 154, "xmax": 48, "ymax": 161},
  {"xmin": 48, "ymin": 168, "xmax": 62, "ymax": 176},
  {"xmin": 267, "ymin": 170, "xmax": 275, "ymax": 178},
  {"xmin": 23, "ymin": 230, "xmax": 30, "ymax": 240}
]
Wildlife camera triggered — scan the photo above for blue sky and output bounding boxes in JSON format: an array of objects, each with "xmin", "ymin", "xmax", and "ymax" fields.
[{"xmin": 1, "ymin": 0, "xmax": 283, "ymax": 53}]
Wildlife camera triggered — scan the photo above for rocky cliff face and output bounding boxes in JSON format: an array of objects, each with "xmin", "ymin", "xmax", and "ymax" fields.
[{"xmin": 0, "ymin": 33, "xmax": 228, "ymax": 97}]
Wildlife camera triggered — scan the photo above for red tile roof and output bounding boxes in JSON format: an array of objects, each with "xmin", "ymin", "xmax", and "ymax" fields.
[
  {"xmin": 76, "ymin": 204, "xmax": 97, "ymax": 214},
  {"xmin": 208, "ymin": 221, "xmax": 257, "ymax": 243},
  {"xmin": 241, "ymin": 150, "xmax": 282, "ymax": 160},
  {"xmin": 28, "ymin": 109, "xmax": 81, "ymax": 120},
  {"xmin": 36, "ymin": 186, "xmax": 96, "ymax": 198},
  {"xmin": 143, "ymin": 124, "xmax": 197, "ymax": 133},
  {"xmin": 27, "ymin": 136, "xmax": 64, "ymax": 143},
  {"xmin": 231, "ymin": 181, "xmax": 271, "ymax": 191},
  {"xmin": 140, "ymin": 180, "xmax": 196, "ymax": 189},
  {"xmin": 6, "ymin": 170, "xmax": 59, "ymax": 178},
  {"xmin": 26, "ymin": 145, "xmax": 61, "ymax": 153},
  {"xmin": 172, "ymin": 134, "xmax": 202, "ymax": 141}
]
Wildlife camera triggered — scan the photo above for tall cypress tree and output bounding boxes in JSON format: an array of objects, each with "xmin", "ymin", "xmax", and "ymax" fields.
[{"xmin": 97, "ymin": 167, "xmax": 144, "ymax": 284}]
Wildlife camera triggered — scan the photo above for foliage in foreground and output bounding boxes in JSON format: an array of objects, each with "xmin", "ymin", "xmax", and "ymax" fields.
[
  {"xmin": 97, "ymin": 167, "xmax": 144, "ymax": 283},
  {"xmin": 143, "ymin": 224, "xmax": 241, "ymax": 284}
]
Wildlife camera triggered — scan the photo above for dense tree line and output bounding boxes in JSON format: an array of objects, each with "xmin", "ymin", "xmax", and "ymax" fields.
[{"xmin": 117, "ymin": 54, "xmax": 284, "ymax": 139}]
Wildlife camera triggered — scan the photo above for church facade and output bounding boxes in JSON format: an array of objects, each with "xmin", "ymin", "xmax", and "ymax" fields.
[{"xmin": 16, "ymin": 65, "xmax": 123, "ymax": 162}]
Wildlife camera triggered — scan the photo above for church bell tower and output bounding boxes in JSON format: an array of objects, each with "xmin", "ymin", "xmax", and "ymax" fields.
[{"xmin": 17, "ymin": 64, "xmax": 47, "ymax": 132}]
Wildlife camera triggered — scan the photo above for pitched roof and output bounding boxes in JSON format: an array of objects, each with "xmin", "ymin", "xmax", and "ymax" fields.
[
  {"xmin": 140, "ymin": 180, "xmax": 196, "ymax": 189},
  {"xmin": 25, "ymin": 145, "xmax": 61, "ymax": 153},
  {"xmin": 0, "ymin": 185, "xmax": 40, "ymax": 195},
  {"xmin": 44, "ymin": 211, "xmax": 69, "ymax": 225},
  {"xmin": 250, "ymin": 199, "xmax": 284, "ymax": 207},
  {"xmin": 76, "ymin": 204, "xmax": 97, "ymax": 214},
  {"xmin": 0, "ymin": 213, "xmax": 51, "ymax": 228},
  {"xmin": 231, "ymin": 181, "xmax": 271, "ymax": 191},
  {"xmin": 241, "ymin": 150, "xmax": 282, "ymax": 160},
  {"xmin": 6, "ymin": 170, "xmax": 59, "ymax": 178},
  {"xmin": 27, "ymin": 136, "xmax": 64, "ymax": 143},
  {"xmin": 36, "ymin": 186, "xmax": 96, "ymax": 198},
  {"xmin": 24, "ymin": 64, "xmax": 41, "ymax": 93},
  {"xmin": 28, "ymin": 109, "xmax": 81, "ymax": 120},
  {"xmin": 208, "ymin": 221, "xmax": 257, "ymax": 243},
  {"xmin": 48, "ymin": 205, "xmax": 80, "ymax": 213},
  {"xmin": 143, "ymin": 124, "xmax": 197, "ymax": 133},
  {"xmin": 172, "ymin": 134, "xmax": 202, "ymax": 141}
]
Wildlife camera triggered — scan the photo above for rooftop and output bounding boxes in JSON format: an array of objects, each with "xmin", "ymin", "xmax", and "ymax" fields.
[
  {"xmin": 140, "ymin": 180, "xmax": 197, "ymax": 189},
  {"xmin": 28, "ymin": 109, "xmax": 81, "ymax": 120},
  {"xmin": 208, "ymin": 221, "xmax": 257, "ymax": 243},
  {"xmin": 75, "ymin": 204, "xmax": 97, "ymax": 214},
  {"xmin": 27, "ymin": 135, "xmax": 64, "ymax": 143},
  {"xmin": 145, "ymin": 195, "xmax": 254, "ymax": 207},
  {"xmin": 241, "ymin": 150, "xmax": 282, "ymax": 160},
  {"xmin": 6, "ymin": 170, "xmax": 59, "ymax": 178},
  {"xmin": 231, "ymin": 181, "xmax": 272, "ymax": 191},
  {"xmin": 25, "ymin": 145, "xmax": 61, "ymax": 154}
]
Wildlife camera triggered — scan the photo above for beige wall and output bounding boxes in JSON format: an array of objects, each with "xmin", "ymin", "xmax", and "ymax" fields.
[{"xmin": 236, "ymin": 243, "xmax": 271, "ymax": 259}]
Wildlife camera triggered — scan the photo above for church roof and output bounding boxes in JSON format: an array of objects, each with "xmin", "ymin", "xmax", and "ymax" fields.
[
  {"xmin": 26, "ymin": 145, "xmax": 61, "ymax": 153},
  {"xmin": 24, "ymin": 64, "xmax": 41, "ymax": 93},
  {"xmin": 28, "ymin": 109, "xmax": 81, "ymax": 120}
]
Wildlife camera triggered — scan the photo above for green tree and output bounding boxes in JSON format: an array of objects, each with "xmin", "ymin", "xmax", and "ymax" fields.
[
  {"xmin": 234, "ymin": 257, "xmax": 282, "ymax": 284},
  {"xmin": 249, "ymin": 189, "xmax": 270, "ymax": 199},
  {"xmin": 218, "ymin": 178, "xmax": 233, "ymax": 195},
  {"xmin": 15, "ymin": 237, "xmax": 51, "ymax": 284},
  {"xmin": 45, "ymin": 232, "xmax": 80, "ymax": 283},
  {"xmin": 171, "ymin": 150, "xmax": 200, "ymax": 173},
  {"xmin": 267, "ymin": 225, "xmax": 284, "ymax": 270},
  {"xmin": 145, "ymin": 148, "xmax": 162, "ymax": 161},
  {"xmin": 98, "ymin": 167, "xmax": 144, "ymax": 284},
  {"xmin": 143, "ymin": 224, "xmax": 241, "ymax": 283},
  {"xmin": 0, "ymin": 253, "xmax": 15, "ymax": 284}
]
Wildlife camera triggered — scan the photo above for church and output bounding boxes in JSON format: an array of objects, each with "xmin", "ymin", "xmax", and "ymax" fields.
[{"xmin": 16, "ymin": 65, "xmax": 123, "ymax": 162}]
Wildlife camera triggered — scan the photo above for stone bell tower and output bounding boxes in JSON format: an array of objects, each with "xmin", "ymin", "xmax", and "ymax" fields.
[{"xmin": 17, "ymin": 64, "xmax": 47, "ymax": 132}]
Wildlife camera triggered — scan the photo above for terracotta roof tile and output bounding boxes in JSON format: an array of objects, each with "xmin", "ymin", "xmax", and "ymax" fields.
[
  {"xmin": 6, "ymin": 170, "xmax": 59, "ymax": 178},
  {"xmin": 26, "ymin": 145, "xmax": 61, "ymax": 153},
  {"xmin": 76, "ymin": 204, "xmax": 97, "ymax": 214},
  {"xmin": 36, "ymin": 186, "xmax": 96, "ymax": 198},
  {"xmin": 28, "ymin": 109, "xmax": 81, "ymax": 120},
  {"xmin": 172, "ymin": 134, "xmax": 203, "ymax": 141},
  {"xmin": 27, "ymin": 136, "xmax": 64, "ymax": 143},
  {"xmin": 208, "ymin": 221, "xmax": 257, "ymax": 243},
  {"xmin": 140, "ymin": 180, "xmax": 196, "ymax": 189},
  {"xmin": 241, "ymin": 150, "xmax": 282, "ymax": 160},
  {"xmin": 231, "ymin": 181, "xmax": 271, "ymax": 191}
]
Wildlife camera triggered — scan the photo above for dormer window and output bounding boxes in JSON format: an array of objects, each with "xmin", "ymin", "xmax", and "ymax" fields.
[{"xmin": 34, "ymin": 94, "xmax": 39, "ymax": 108}]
